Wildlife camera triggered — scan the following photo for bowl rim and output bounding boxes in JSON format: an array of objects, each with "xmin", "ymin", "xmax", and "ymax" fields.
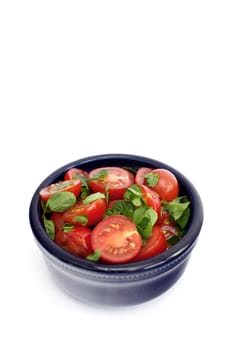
[{"xmin": 29, "ymin": 153, "xmax": 203, "ymax": 274}]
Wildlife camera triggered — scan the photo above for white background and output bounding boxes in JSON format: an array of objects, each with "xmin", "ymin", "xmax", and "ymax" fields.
[{"xmin": 0, "ymin": 1, "xmax": 232, "ymax": 349}]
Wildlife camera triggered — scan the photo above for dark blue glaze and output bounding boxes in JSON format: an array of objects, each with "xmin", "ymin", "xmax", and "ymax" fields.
[{"xmin": 29, "ymin": 154, "xmax": 203, "ymax": 305}]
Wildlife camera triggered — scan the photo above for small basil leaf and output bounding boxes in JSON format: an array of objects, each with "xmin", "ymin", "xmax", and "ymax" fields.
[
  {"xmin": 176, "ymin": 206, "xmax": 190, "ymax": 229},
  {"xmin": 83, "ymin": 192, "xmax": 105, "ymax": 205},
  {"xmin": 144, "ymin": 173, "xmax": 159, "ymax": 187},
  {"xmin": 72, "ymin": 215, "xmax": 88, "ymax": 226},
  {"xmin": 86, "ymin": 250, "xmax": 101, "ymax": 261},
  {"xmin": 43, "ymin": 217, "xmax": 55, "ymax": 240},
  {"xmin": 62, "ymin": 223, "xmax": 75, "ymax": 232},
  {"xmin": 46, "ymin": 192, "xmax": 77, "ymax": 212},
  {"xmin": 88, "ymin": 170, "xmax": 108, "ymax": 181},
  {"xmin": 53, "ymin": 180, "xmax": 74, "ymax": 191}
]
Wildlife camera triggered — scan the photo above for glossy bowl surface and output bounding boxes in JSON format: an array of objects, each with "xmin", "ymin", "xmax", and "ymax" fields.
[{"xmin": 29, "ymin": 154, "xmax": 203, "ymax": 305}]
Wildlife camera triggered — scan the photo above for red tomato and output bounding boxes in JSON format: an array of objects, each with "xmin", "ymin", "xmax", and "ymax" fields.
[
  {"xmin": 55, "ymin": 226, "xmax": 93, "ymax": 258},
  {"xmin": 64, "ymin": 168, "xmax": 89, "ymax": 181},
  {"xmin": 157, "ymin": 210, "xmax": 171, "ymax": 226},
  {"xmin": 150, "ymin": 169, "xmax": 179, "ymax": 201},
  {"xmin": 39, "ymin": 179, "xmax": 82, "ymax": 202},
  {"xmin": 141, "ymin": 185, "xmax": 161, "ymax": 214},
  {"xmin": 88, "ymin": 167, "xmax": 134, "ymax": 200},
  {"xmin": 135, "ymin": 167, "xmax": 153, "ymax": 185},
  {"xmin": 91, "ymin": 215, "xmax": 142, "ymax": 263},
  {"xmin": 134, "ymin": 225, "xmax": 167, "ymax": 261},
  {"xmin": 50, "ymin": 212, "xmax": 65, "ymax": 232},
  {"xmin": 63, "ymin": 198, "xmax": 106, "ymax": 227}
]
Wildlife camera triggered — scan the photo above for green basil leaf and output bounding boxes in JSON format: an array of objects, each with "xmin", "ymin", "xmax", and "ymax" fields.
[
  {"xmin": 144, "ymin": 173, "xmax": 159, "ymax": 187},
  {"xmin": 46, "ymin": 191, "xmax": 77, "ymax": 212},
  {"xmin": 162, "ymin": 199, "xmax": 190, "ymax": 221},
  {"xmin": 53, "ymin": 180, "xmax": 74, "ymax": 191},
  {"xmin": 72, "ymin": 215, "xmax": 88, "ymax": 226},
  {"xmin": 43, "ymin": 217, "xmax": 55, "ymax": 240},
  {"xmin": 83, "ymin": 192, "xmax": 105, "ymax": 205},
  {"xmin": 62, "ymin": 223, "xmax": 75, "ymax": 232},
  {"xmin": 88, "ymin": 169, "xmax": 108, "ymax": 182},
  {"xmin": 86, "ymin": 250, "xmax": 101, "ymax": 261},
  {"xmin": 176, "ymin": 206, "xmax": 190, "ymax": 229},
  {"xmin": 124, "ymin": 184, "xmax": 142, "ymax": 202},
  {"xmin": 145, "ymin": 207, "xmax": 158, "ymax": 226}
]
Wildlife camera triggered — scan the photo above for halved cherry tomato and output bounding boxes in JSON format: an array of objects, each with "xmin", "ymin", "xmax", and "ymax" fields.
[
  {"xmin": 141, "ymin": 185, "xmax": 161, "ymax": 214},
  {"xmin": 134, "ymin": 225, "xmax": 167, "ymax": 261},
  {"xmin": 64, "ymin": 168, "xmax": 89, "ymax": 181},
  {"xmin": 88, "ymin": 167, "xmax": 134, "ymax": 200},
  {"xmin": 135, "ymin": 167, "xmax": 152, "ymax": 185},
  {"xmin": 39, "ymin": 179, "xmax": 82, "ymax": 202},
  {"xmin": 91, "ymin": 215, "xmax": 142, "ymax": 263},
  {"xmin": 63, "ymin": 198, "xmax": 106, "ymax": 227},
  {"xmin": 55, "ymin": 226, "xmax": 93, "ymax": 258}
]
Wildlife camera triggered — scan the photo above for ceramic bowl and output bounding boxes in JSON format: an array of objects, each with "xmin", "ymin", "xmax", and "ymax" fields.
[{"xmin": 29, "ymin": 154, "xmax": 203, "ymax": 306}]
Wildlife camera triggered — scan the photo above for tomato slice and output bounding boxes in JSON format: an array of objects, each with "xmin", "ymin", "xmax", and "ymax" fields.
[
  {"xmin": 63, "ymin": 198, "xmax": 106, "ymax": 227},
  {"xmin": 134, "ymin": 225, "xmax": 167, "ymax": 261},
  {"xmin": 91, "ymin": 215, "xmax": 142, "ymax": 263},
  {"xmin": 88, "ymin": 167, "xmax": 134, "ymax": 200},
  {"xmin": 64, "ymin": 168, "xmax": 89, "ymax": 181},
  {"xmin": 55, "ymin": 226, "xmax": 93, "ymax": 258},
  {"xmin": 141, "ymin": 185, "xmax": 161, "ymax": 214},
  {"xmin": 135, "ymin": 167, "xmax": 153, "ymax": 185},
  {"xmin": 39, "ymin": 179, "xmax": 82, "ymax": 202}
]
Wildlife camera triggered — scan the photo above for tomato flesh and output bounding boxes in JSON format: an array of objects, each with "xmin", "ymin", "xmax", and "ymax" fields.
[
  {"xmin": 91, "ymin": 215, "xmax": 142, "ymax": 263},
  {"xmin": 135, "ymin": 167, "xmax": 153, "ymax": 185},
  {"xmin": 89, "ymin": 167, "xmax": 134, "ymax": 200},
  {"xmin": 64, "ymin": 168, "xmax": 89, "ymax": 181},
  {"xmin": 63, "ymin": 198, "xmax": 106, "ymax": 227},
  {"xmin": 134, "ymin": 225, "xmax": 167, "ymax": 261},
  {"xmin": 141, "ymin": 185, "xmax": 161, "ymax": 214},
  {"xmin": 40, "ymin": 179, "xmax": 82, "ymax": 201}
]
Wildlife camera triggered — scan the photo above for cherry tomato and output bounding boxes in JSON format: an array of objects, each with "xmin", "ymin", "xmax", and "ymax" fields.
[
  {"xmin": 91, "ymin": 215, "xmax": 142, "ymax": 263},
  {"xmin": 135, "ymin": 167, "xmax": 153, "ymax": 185},
  {"xmin": 63, "ymin": 198, "xmax": 106, "ymax": 227},
  {"xmin": 141, "ymin": 185, "xmax": 161, "ymax": 214},
  {"xmin": 88, "ymin": 167, "xmax": 134, "ymax": 200},
  {"xmin": 64, "ymin": 168, "xmax": 89, "ymax": 181},
  {"xmin": 134, "ymin": 225, "xmax": 167, "ymax": 261},
  {"xmin": 39, "ymin": 179, "xmax": 82, "ymax": 202},
  {"xmin": 55, "ymin": 226, "xmax": 93, "ymax": 258},
  {"xmin": 135, "ymin": 168, "xmax": 179, "ymax": 201},
  {"xmin": 150, "ymin": 169, "xmax": 179, "ymax": 201}
]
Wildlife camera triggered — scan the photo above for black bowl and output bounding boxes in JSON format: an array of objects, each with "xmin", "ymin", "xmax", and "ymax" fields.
[{"xmin": 29, "ymin": 154, "xmax": 203, "ymax": 305}]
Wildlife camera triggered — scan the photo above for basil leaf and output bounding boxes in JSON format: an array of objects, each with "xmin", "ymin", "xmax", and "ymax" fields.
[
  {"xmin": 162, "ymin": 196, "xmax": 191, "ymax": 229},
  {"xmin": 62, "ymin": 223, "xmax": 75, "ymax": 232},
  {"xmin": 124, "ymin": 185, "xmax": 142, "ymax": 205},
  {"xmin": 72, "ymin": 215, "xmax": 88, "ymax": 226},
  {"xmin": 53, "ymin": 180, "xmax": 74, "ymax": 191},
  {"xmin": 83, "ymin": 192, "xmax": 105, "ymax": 205},
  {"xmin": 133, "ymin": 207, "xmax": 158, "ymax": 240},
  {"xmin": 144, "ymin": 173, "xmax": 159, "ymax": 187},
  {"xmin": 88, "ymin": 170, "xmax": 108, "ymax": 182},
  {"xmin": 86, "ymin": 250, "xmax": 101, "ymax": 261},
  {"xmin": 46, "ymin": 192, "xmax": 77, "ymax": 212},
  {"xmin": 176, "ymin": 206, "xmax": 190, "ymax": 229},
  {"xmin": 104, "ymin": 200, "xmax": 134, "ymax": 219},
  {"xmin": 43, "ymin": 217, "xmax": 55, "ymax": 240}
]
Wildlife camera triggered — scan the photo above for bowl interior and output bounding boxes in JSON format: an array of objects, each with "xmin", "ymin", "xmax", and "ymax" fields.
[{"xmin": 29, "ymin": 154, "xmax": 203, "ymax": 273}]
